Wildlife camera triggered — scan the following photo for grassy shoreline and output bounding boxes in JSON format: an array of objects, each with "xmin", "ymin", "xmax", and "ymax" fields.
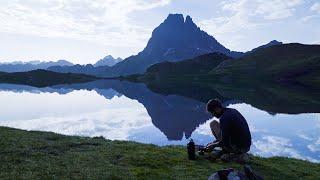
[{"xmin": 1, "ymin": 126, "xmax": 319, "ymax": 179}]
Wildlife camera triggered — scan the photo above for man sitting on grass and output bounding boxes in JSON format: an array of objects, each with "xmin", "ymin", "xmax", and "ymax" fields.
[{"xmin": 205, "ymin": 99, "xmax": 251, "ymax": 162}]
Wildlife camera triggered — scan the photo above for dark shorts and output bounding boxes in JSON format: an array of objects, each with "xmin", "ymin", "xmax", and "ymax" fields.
[{"xmin": 223, "ymin": 144, "xmax": 250, "ymax": 154}]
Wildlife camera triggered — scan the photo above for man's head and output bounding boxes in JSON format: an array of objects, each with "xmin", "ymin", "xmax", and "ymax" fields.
[{"xmin": 207, "ymin": 99, "xmax": 224, "ymax": 118}]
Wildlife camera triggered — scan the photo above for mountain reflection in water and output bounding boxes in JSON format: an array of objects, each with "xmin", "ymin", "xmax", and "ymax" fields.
[{"xmin": 0, "ymin": 80, "xmax": 319, "ymax": 162}]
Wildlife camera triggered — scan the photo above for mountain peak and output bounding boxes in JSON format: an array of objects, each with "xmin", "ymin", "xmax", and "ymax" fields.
[
  {"xmin": 163, "ymin": 14, "xmax": 196, "ymax": 26},
  {"xmin": 142, "ymin": 14, "xmax": 233, "ymax": 60},
  {"xmin": 164, "ymin": 14, "xmax": 184, "ymax": 24},
  {"xmin": 94, "ymin": 55, "xmax": 122, "ymax": 67},
  {"xmin": 105, "ymin": 55, "xmax": 114, "ymax": 59},
  {"xmin": 250, "ymin": 40, "xmax": 283, "ymax": 52},
  {"xmin": 184, "ymin": 15, "xmax": 197, "ymax": 30},
  {"xmin": 268, "ymin": 40, "xmax": 283, "ymax": 45},
  {"xmin": 185, "ymin": 15, "xmax": 193, "ymax": 23}
]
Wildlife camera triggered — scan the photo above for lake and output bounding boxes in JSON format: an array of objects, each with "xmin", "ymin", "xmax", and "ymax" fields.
[{"xmin": 0, "ymin": 80, "xmax": 319, "ymax": 162}]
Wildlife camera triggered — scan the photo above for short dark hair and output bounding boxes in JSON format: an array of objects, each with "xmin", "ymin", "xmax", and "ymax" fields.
[{"xmin": 206, "ymin": 99, "xmax": 223, "ymax": 112}]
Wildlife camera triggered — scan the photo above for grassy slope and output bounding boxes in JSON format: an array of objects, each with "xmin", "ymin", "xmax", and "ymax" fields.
[
  {"xmin": 135, "ymin": 44, "xmax": 320, "ymax": 88},
  {"xmin": 0, "ymin": 69, "xmax": 99, "ymax": 87},
  {"xmin": 210, "ymin": 43, "xmax": 320, "ymax": 86},
  {"xmin": 1, "ymin": 127, "xmax": 319, "ymax": 179},
  {"xmin": 140, "ymin": 53, "xmax": 230, "ymax": 82}
]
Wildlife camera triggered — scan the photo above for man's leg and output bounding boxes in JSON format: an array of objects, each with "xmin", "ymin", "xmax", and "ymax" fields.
[
  {"xmin": 210, "ymin": 120, "xmax": 222, "ymax": 141},
  {"xmin": 206, "ymin": 120, "xmax": 223, "ymax": 156}
]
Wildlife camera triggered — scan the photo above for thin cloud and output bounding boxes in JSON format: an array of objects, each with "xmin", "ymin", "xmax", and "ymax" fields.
[
  {"xmin": 0, "ymin": 0, "xmax": 171, "ymax": 47},
  {"xmin": 307, "ymin": 138, "xmax": 320, "ymax": 153},
  {"xmin": 198, "ymin": 0, "xmax": 305, "ymax": 51},
  {"xmin": 253, "ymin": 135, "xmax": 319, "ymax": 162},
  {"xmin": 255, "ymin": 0, "xmax": 304, "ymax": 20},
  {"xmin": 311, "ymin": 2, "xmax": 320, "ymax": 13},
  {"xmin": 199, "ymin": 0, "xmax": 259, "ymax": 35},
  {"xmin": 199, "ymin": 0, "xmax": 303, "ymax": 35}
]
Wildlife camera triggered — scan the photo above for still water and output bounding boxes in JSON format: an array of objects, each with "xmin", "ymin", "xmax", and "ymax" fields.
[{"xmin": 0, "ymin": 80, "xmax": 319, "ymax": 162}]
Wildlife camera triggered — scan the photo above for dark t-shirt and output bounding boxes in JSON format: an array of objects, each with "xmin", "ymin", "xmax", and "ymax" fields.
[{"xmin": 218, "ymin": 108, "xmax": 251, "ymax": 152}]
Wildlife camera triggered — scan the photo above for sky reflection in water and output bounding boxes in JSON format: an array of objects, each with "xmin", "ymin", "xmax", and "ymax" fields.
[{"xmin": 0, "ymin": 83, "xmax": 319, "ymax": 162}]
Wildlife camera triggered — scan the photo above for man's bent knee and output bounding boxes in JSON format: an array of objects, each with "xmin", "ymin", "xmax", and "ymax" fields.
[
  {"xmin": 210, "ymin": 120, "xmax": 220, "ymax": 130},
  {"xmin": 210, "ymin": 120, "xmax": 221, "ymax": 141}
]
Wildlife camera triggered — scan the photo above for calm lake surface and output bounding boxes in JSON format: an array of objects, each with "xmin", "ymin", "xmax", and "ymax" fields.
[{"xmin": 0, "ymin": 80, "xmax": 319, "ymax": 162}]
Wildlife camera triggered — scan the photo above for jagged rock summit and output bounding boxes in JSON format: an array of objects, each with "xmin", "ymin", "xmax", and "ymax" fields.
[
  {"xmin": 140, "ymin": 14, "xmax": 236, "ymax": 60},
  {"xmin": 110, "ymin": 14, "xmax": 242, "ymax": 76}
]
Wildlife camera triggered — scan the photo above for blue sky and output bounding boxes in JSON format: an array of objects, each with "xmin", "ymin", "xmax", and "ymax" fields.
[{"xmin": 0, "ymin": 0, "xmax": 319, "ymax": 64}]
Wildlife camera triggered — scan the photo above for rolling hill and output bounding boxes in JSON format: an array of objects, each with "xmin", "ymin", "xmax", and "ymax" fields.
[
  {"xmin": 210, "ymin": 43, "xmax": 320, "ymax": 86},
  {"xmin": 139, "ymin": 53, "xmax": 231, "ymax": 82},
  {"xmin": 0, "ymin": 69, "xmax": 99, "ymax": 87},
  {"xmin": 135, "ymin": 43, "xmax": 320, "ymax": 88}
]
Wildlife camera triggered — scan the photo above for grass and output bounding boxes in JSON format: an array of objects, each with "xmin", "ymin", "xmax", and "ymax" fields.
[
  {"xmin": 209, "ymin": 44, "xmax": 320, "ymax": 87},
  {"xmin": 1, "ymin": 127, "xmax": 319, "ymax": 179},
  {"xmin": 132, "ymin": 44, "xmax": 320, "ymax": 89}
]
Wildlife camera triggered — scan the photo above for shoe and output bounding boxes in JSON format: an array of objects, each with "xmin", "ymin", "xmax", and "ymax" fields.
[
  {"xmin": 220, "ymin": 153, "xmax": 234, "ymax": 162},
  {"xmin": 237, "ymin": 153, "xmax": 250, "ymax": 164},
  {"xmin": 211, "ymin": 149, "xmax": 224, "ymax": 159}
]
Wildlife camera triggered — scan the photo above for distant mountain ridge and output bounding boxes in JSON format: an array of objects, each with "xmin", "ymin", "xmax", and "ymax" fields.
[
  {"xmin": 20, "ymin": 14, "xmax": 290, "ymax": 78},
  {"xmin": 48, "ymin": 38, "xmax": 284, "ymax": 78},
  {"xmin": 0, "ymin": 60, "xmax": 73, "ymax": 72},
  {"xmin": 94, "ymin": 55, "xmax": 122, "ymax": 67},
  {"xmin": 48, "ymin": 64, "xmax": 112, "ymax": 78}
]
